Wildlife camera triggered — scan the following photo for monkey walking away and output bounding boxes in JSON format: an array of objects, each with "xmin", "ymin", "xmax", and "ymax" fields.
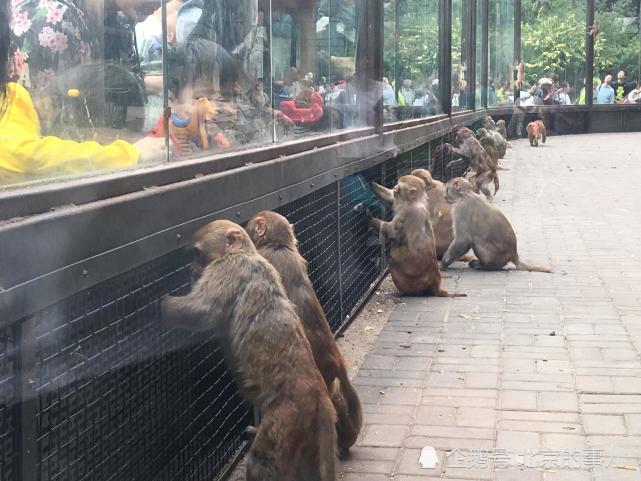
[
  {"xmin": 162, "ymin": 220, "xmax": 338, "ymax": 481},
  {"xmin": 527, "ymin": 120, "xmax": 546, "ymax": 147},
  {"xmin": 368, "ymin": 175, "xmax": 466, "ymax": 297},
  {"xmin": 440, "ymin": 178, "xmax": 552, "ymax": 273},
  {"xmin": 246, "ymin": 211, "xmax": 362, "ymax": 458}
]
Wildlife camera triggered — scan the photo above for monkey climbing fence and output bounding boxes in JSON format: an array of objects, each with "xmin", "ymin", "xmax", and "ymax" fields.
[{"xmin": 0, "ymin": 139, "xmax": 461, "ymax": 481}]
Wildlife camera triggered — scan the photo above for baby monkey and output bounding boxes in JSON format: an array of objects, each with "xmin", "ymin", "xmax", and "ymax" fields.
[
  {"xmin": 440, "ymin": 178, "xmax": 552, "ymax": 273},
  {"xmin": 246, "ymin": 211, "xmax": 362, "ymax": 458},
  {"xmin": 368, "ymin": 175, "xmax": 465, "ymax": 297},
  {"xmin": 162, "ymin": 220, "xmax": 338, "ymax": 481}
]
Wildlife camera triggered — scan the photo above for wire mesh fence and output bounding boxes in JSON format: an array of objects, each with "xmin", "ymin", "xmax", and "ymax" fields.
[{"xmin": 2, "ymin": 139, "xmax": 466, "ymax": 481}]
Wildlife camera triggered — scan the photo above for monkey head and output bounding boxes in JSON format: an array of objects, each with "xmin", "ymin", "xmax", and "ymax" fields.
[
  {"xmin": 481, "ymin": 116, "xmax": 496, "ymax": 130},
  {"xmin": 496, "ymin": 119, "xmax": 506, "ymax": 128},
  {"xmin": 395, "ymin": 175, "xmax": 426, "ymax": 203},
  {"xmin": 454, "ymin": 127, "xmax": 474, "ymax": 145},
  {"xmin": 476, "ymin": 127, "xmax": 489, "ymax": 139},
  {"xmin": 190, "ymin": 220, "xmax": 257, "ymax": 282},
  {"xmin": 445, "ymin": 177, "xmax": 475, "ymax": 204},
  {"xmin": 245, "ymin": 211, "xmax": 297, "ymax": 249},
  {"xmin": 410, "ymin": 169, "xmax": 436, "ymax": 192}
]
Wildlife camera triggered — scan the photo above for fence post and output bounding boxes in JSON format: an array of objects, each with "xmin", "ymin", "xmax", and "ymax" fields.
[
  {"xmin": 18, "ymin": 317, "xmax": 37, "ymax": 481},
  {"xmin": 336, "ymin": 180, "xmax": 345, "ymax": 324}
]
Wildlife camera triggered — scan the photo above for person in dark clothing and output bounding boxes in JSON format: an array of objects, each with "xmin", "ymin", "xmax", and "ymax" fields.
[{"xmin": 611, "ymin": 70, "xmax": 635, "ymax": 103}]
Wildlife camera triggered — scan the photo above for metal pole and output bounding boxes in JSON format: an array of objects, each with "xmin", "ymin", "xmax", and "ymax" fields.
[
  {"xmin": 586, "ymin": 0, "xmax": 595, "ymax": 133},
  {"xmin": 468, "ymin": 0, "xmax": 477, "ymax": 110},
  {"xmin": 19, "ymin": 318, "xmax": 37, "ymax": 481},
  {"xmin": 481, "ymin": 0, "xmax": 489, "ymax": 108},
  {"xmin": 440, "ymin": 0, "xmax": 453, "ymax": 115},
  {"xmin": 513, "ymin": 0, "xmax": 521, "ymax": 103}
]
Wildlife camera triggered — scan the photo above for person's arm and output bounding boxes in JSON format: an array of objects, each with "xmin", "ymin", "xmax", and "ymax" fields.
[{"xmin": 1, "ymin": 84, "xmax": 164, "ymax": 176}]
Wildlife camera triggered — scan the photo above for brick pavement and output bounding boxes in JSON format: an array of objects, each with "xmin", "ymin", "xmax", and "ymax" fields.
[{"xmin": 340, "ymin": 133, "xmax": 641, "ymax": 481}]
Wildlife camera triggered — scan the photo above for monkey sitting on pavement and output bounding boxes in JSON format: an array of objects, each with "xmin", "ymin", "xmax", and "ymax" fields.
[
  {"xmin": 527, "ymin": 120, "xmax": 546, "ymax": 147},
  {"xmin": 372, "ymin": 169, "xmax": 469, "ymax": 261},
  {"xmin": 440, "ymin": 178, "xmax": 552, "ymax": 273},
  {"xmin": 162, "ymin": 220, "xmax": 338, "ymax": 481},
  {"xmin": 496, "ymin": 119, "xmax": 508, "ymax": 141},
  {"xmin": 246, "ymin": 211, "xmax": 362, "ymax": 458},
  {"xmin": 368, "ymin": 175, "xmax": 466, "ymax": 297}
]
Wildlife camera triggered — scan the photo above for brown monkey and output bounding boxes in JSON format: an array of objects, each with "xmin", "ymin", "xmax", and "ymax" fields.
[
  {"xmin": 588, "ymin": 21, "xmax": 600, "ymax": 38},
  {"xmin": 162, "ymin": 220, "xmax": 338, "ymax": 481},
  {"xmin": 435, "ymin": 126, "xmax": 499, "ymax": 200},
  {"xmin": 368, "ymin": 175, "xmax": 466, "ymax": 297},
  {"xmin": 527, "ymin": 120, "xmax": 546, "ymax": 147},
  {"xmin": 372, "ymin": 169, "xmax": 456, "ymax": 259},
  {"xmin": 479, "ymin": 117, "xmax": 509, "ymax": 158},
  {"xmin": 245, "ymin": 211, "xmax": 362, "ymax": 458},
  {"xmin": 515, "ymin": 62, "xmax": 525, "ymax": 90},
  {"xmin": 440, "ymin": 178, "xmax": 552, "ymax": 273},
  {"xmin": 496, "ymin": 119, "xmax": 508, "ymax": 140}
]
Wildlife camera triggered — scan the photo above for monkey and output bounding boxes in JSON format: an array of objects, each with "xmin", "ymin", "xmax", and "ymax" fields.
[
  {"xmin": 515, "ymin": 62, "xmax": 525, "ymax": 90},
  {"xmin": 435, "ymin": 126, "xmax": 499, "ymax": 201},
  {"xmin": 527, "ymin": 120, "xmax": 546, "ymax": 147},
  {"xmin": 367, "ymin": 175, "xmax": 466, "ymax": 297},
  {"xmin": 496, "ymin": 119, "xmax": 508, "ymax": 140},
  {"xmin": 440, "ymin": 178, "xmax": 552, "ymax": 273},
  {"xmin": 162, "ymin": 220, "xmax": 338, "ymax": 481},
  {"xmin": 479, "ymin": 117, "xmax": 509, "ymax": 158},
  {"xmin": 372, "ymin": 169, "xmax": 455, "ymax": 259},
  {"xmin": 245, "ymin": 211, "xmax": 362, "ymax": 458},
  {"xmin": 588, "ymin": 21, "xmax": 600, "ymax": 38}
]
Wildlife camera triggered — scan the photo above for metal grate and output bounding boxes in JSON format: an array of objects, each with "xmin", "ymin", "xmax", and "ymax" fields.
[
  {"xmin": 3, "ymin": 140, "xmax": 452, "ymax": 481},
  {"xmin": 277, "ymin": 183, "xmax": 342, "ymax": 330},
  {"xmin": 26, "ymin": 252, "xmax": 251, "ymax": 481},
  {"xmin": 0, "ymin": 326, "xmax": 18, "ymax": 481}
]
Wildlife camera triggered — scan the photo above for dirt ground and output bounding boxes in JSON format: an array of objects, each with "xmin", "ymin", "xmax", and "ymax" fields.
[{"xmin": 224, "ymin": 275, "xmax": 400, "ymax": 481}]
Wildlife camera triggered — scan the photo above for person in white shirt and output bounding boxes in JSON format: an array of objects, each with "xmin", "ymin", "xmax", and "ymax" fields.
[{"xmin": 554, "ymin": 82, "xmax": 572, "ymax": 105}]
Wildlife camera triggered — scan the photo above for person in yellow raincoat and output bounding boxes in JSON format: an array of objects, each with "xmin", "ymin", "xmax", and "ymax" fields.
[{"xmin": 0, "ymin": 0, "xmax": 165, "ymax": 186}]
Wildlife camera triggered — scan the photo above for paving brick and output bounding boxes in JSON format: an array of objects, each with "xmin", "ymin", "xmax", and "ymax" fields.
[
  {"xmin": 494, "ymin": 467, "xmax": 542, "ymax": 481},
  {"xmin": 360, "ymin": 425, "xmax": 408, "ymax": 447},
  {"xmin": 539, "ymin": 392, "xmax": 579, "ymax": 412},
  {"xmin": 455, "ymin": 407, "xmax": 497, "ymax": 428},
  {"xmin": 501, "ymin": 390, "xmax": 538, "ymax": 410},
  {"xmin": 414, "ymin": 405, "xmax": 457, "ymax": 426},
  {"xmin": 540, "ymin": 433, "xmax": 586, "ymax": 449},
  {"xmin": 395, "ymin": 448, "xmax": 444, "ymax": 476},
  {"xmin": 624, "ymin": 414, "xmax": 641, "ymax": 434},
  {"xmin": 380, "ymin": 387, "xmax": 422, "ymax": 405},
  {"xmin": 496, "ymin": 431, "xmax": 540, "ymax": 450},
  {"xmin": 583, "ymin": 414, "xmax": 627, "ymax": 434}
]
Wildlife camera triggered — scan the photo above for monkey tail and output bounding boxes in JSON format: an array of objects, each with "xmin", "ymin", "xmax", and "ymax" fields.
[
  {"xmin": 493, "ymin": 174, "xmax": 500, "ymax": 195},
  {"xmin": 317, "ymin": 401, "xmax": 339, "ymax": 481},
  {"xmin": 514, "ymin": 258, "xmax": 552, "ymax": 273},
  {"xmin": 497, "ymin": 166, "xmax": 510, "ymax": 171},
  {"xmin": 334, "ymin": 369, "xmax": 363, "ymax": 458},
  {"xmin": 435, "ymin": 288, "xmax": 467, "ymax": 298}
]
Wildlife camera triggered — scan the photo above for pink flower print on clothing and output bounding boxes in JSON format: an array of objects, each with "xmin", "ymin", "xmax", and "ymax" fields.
[
  {"xmin": 10, "ymin": 10, "xmax": 32, "ymax": 37},
  {"xmin": 46, "ymin": 4, "xmax": 65, "ymax": 24},
  {"xmin": 38, "ymin": 25, "xmax": 56, "ymax": 47},
  {"xmin": 9, "ymin": 48, "xmax": 29, "ymax": 78},
  {"xmin": 38, "ymin": 26, "xmax": 68, "ymax": 53}
]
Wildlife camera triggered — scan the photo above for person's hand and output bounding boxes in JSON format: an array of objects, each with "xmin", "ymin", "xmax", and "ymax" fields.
[{"xmin": 133, "ymin": 136, "xmax": 167, "ymax": 164}]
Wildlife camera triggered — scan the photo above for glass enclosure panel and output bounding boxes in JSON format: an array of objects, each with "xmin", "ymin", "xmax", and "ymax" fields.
[
  {"xmin": 488, "ymin": 0, "xmax": 514, "ymax": 106},
  {"xmin": 520, "ymin": 0, "xmax": 586, "ymax": 107},
  {"xmin": 4, "ymin": 0, "xmax": 167, "ymax": 187},
  {"xmin": 475, "ymin": 0, "xmax": 484, "ymax": 108},
  {"xmin": 383, "ymin": 0, "xmax": 441, "ymax": 123},
  {"xmin": 594, "ymin": 0, "xmax": 640, "ymax": 104},
  {"xmin": 452, "ymin": 0, "xmax": 471, "ymax": 111}
]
